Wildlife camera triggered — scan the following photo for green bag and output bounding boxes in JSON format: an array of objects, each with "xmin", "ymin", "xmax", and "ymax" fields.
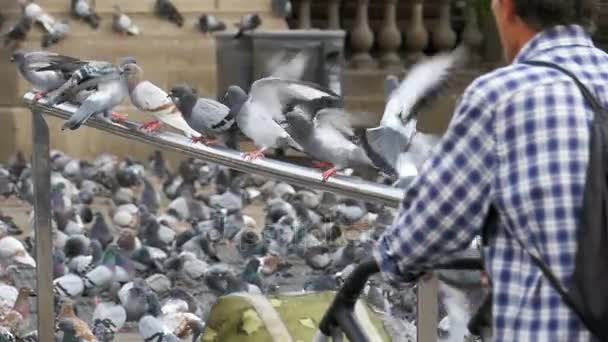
[{"xmin": 201, "ymin": 291, "xmax": 392, "ymax": 342}]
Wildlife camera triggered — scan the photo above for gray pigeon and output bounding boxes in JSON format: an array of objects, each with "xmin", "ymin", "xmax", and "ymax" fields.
[
  {"xmin": 198, "ymin": 14, "xmax": 226, "ymax": 34},
  {"xmin": 283, "ymin": 107, "xmax": 377, "ymax": 181},
  {"xmin": 112, "ymin": 5, "xmax": 140, "ymax": 36},
  {"xmin": 3, "ymin": 16, "xmax": 32, "ymax": 48},
  {"xmin": 41, "ymin": 19, "xmax": 70, "ymax": 48},
  {"xmin": 361, "ymin": 48, "xmax": 466, "ymax": 176},
  {"xmin": 11, "ymin": 51, "xmax": 84, "ymax": 101},
  {"xmin": 59, "ymin": 59, "xmax": 136, "ymax": 130},
  {"xmin": 155, "ymin": 0, "xmax": 183, "ymax": 27},
  {"xmin": 234, "ymin": 13, "xmax": 261, "ymax": 38},
  {"xmin": 90, "ymin": 212, "xmax": 113, "ymax": 249},
  {"xmin": 71, "ymin": 0, "xmax": 100, "ymax": 29},
  {"xmin": 221, "ymin": 77, "xmax": 340, "ymax": 160},
  {"xmin": 168, "ymin": 84, "xmax": 236, "ymax": 145}
]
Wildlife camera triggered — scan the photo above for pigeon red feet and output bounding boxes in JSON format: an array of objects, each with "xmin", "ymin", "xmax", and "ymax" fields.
[
  {"xmin": 32, "ymin": 91, "xmax": 46, "ymax": 103},
  {"xmin": 190, "ymin": 135, "xmax": 219, "ymax": 145},
  {"xmin": 321, "ymin": 167, "xmax": 338, "ymax": 182},
  {"xmin": 244, "ymin": 149, "xmax": 266, "ymax": 161},
  {"xmin": 110, "ymin": 112, "xmax": 128, "ymax": 123},
  {"xmin": 139, "ymin": 120, "xmax": 162, "ymax": 133},
  {"xmin": 312, "ymin": 161, "xmax": 334, "ymax": 169}
]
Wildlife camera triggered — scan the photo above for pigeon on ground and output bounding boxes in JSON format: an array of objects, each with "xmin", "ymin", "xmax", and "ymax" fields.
[
  {"xmin": 57, "ymin": 298, "xmax": 96, "ymax": 341},
  {"xmin": 41, "ymin": 19, "xmax": 70, "ymax": 48},
  {"xmin": 361, "ymin": 47, "xmax": 466, "ymax": 175},
  {"xmin": 168, "ymin": 84, "xmax": 236, "ymax": 145},
  {"xmin": 3, "ymin": 17, "xmax": 32, "ymax": 48},
  {"xmin": 112, "ymin": 5, "xmax": 140, "ymax": 36},
  {"xmin": 58, "ymin": 59, "xmax": 136, "ymax": 131},
  {"xmin": 284, "ymin": 107, "xmax": 378, "ymax": 181},
  {"xmin": 155, "ymin": 0, "xmax": 184, "ymax": 27},
  {"xmin": 123, "ymin": 64, "xmax": 199, "ymax": 137},
  {"xmin": 71, "ymin": 0, "xmax": 100, "ymax": 29},
  {"xmin": 234, "ymin": 13, "xmax": 261, "ymax": 38},
  {"xmin": 92, "ymin": 298, "xmax": 126, "ymax": 342},
  {"xmin": 90, "ymin": 212, "xmax": 113, "ymax": 249},
  {"xmin": 197, "ymin": 14, "xmax": 226, "ymax": 34},
  {"xmin": 21, "ymin": 0, "xmax": 56, "ymax": 34}
]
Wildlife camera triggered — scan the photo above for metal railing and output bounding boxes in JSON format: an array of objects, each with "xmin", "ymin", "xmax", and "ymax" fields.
[{"xmin": 23, "ymin": 91, "xmax": 440, "ymax": 342}]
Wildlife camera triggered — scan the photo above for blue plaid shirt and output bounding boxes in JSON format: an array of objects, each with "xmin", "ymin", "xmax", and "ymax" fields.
[{"xmin": 374, "ymin": 25, "xmax": 608, "ymax": 341}]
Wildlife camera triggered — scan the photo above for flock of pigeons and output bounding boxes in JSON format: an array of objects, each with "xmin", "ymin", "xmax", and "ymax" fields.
[
  {"xmin": 2, "ymin": 0, "xmax": 270, "ymax": 49},
  {"xmin": 12, "ymin": 45, "xmax": 467, "ymax": 184},
  {"xmin": 0, "ymin": 45, "xmax": 485, "ymax": 342}
]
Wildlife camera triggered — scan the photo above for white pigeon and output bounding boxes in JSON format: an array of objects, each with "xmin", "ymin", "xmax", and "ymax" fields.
[
  {"xmin": 113, "ymin": 5, "xmax": 140, "ymax": 35},
  {"xmin": 0, "ymin": 236, "xmax": 36, "ymax": 268},
  {"xmin": 122, "ymin": 63, "xmax": 200, "ymax": 137},
  {"xmin": 92, "ymin": 301, "xmax": 127, "ymax": 340},
  {"xmin": 21, "ymin": 0, "xmax": 56, "ymax": 33},
  {"xmin": 53, "ymin": 273, "xmax": 85, "ymax": 298}
]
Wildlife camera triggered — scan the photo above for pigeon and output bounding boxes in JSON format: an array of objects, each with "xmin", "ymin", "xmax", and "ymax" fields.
[
  {"xmin": 234, "ymin": 13, "xmax": 261, "ymax": 38},
  {"xmin": 112, "ymin": 5, "xmax": 140, "ymax": 36},
  {"xmin": 155, "ymin": 0, "xmax": 184, "ymax": 27},
  {"xmin": 41, "ymin": 19, "xmax": 70, "ymax": 48},
  {"xmin": 283, "ymin": 107, "xmax": 378, "ymax": 181},
  {"xmin": 361, "ymin": 47, "xmax": 466, "ymax": 175},
  {"xmin": 123, "ymin": 64, "xmax": 199, "ymax": 137},
  {"xmin": 168, "ymin": 84, "xmax": 236, "ymax": 145},
  {"xmin": 221, "ymin": 77, "xmax": 340, "ymax": 159},
  {"xmin": 57, "ymin": 298, "xmax": 96, "ymax": 341},
  {"xmin": 271, "ymin": 0, "xmax": 292, "ymax": 18},
  {"xmin": 89, "ymin": 212, "xmax": 113, "ymax": 249},
  {"xmin": 71, "ymin": 0, "xmax": 100, "ymax": 29},
  {"xmin": 92, "ymin": 299, "xmax": 126, "ymax": 342},
  {"xmin": 197, "ymin": 14, "xmax": 226, "ymax": 34},
  {"xmin": 59, "ymin": 59, "xmax": 136, "ymax": 131},
  {"xmin": 3, "ymin": 16, "xmax": 32, "ymax": 48},
  {"xmin": 21, "ymin": 0, "xmax": 56, "ymax": 34}
]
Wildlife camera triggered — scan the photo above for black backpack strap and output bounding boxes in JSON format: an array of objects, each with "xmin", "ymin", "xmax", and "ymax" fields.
[{"xmin": 513, "ymin": 60, "xmax": 604, "ymax": 338}]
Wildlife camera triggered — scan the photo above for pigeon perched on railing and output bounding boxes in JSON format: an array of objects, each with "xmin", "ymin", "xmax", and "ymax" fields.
[{"xmin": 168, "ymin": 84, "xmax": 236, "ymax": 145}]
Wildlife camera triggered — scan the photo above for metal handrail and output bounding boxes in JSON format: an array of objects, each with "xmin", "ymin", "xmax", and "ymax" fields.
[{"xmin": 23, "ymin": 91, "xmax": 440, "ymax": 342}]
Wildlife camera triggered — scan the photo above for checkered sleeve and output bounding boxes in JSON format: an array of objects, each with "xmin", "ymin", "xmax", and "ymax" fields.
[{"xmin": 374, "ymin": 89, "xmax": 496, "ymax": 283}]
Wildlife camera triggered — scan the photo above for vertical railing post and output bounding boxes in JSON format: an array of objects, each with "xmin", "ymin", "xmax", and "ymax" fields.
[
  {"xmin": 349, "ymin": 0, "xmax": 377, "ymax": 68},
  {"xmin": 417, "ymin": 274, "xmax": 439, "ymax": 342},
  {"xmin": 298, "ymin": 0, "xmax": 312, "ymax": 29},
  {"xmin": 434, "ymin": 0, "xmax": 456, "ymax": 52},
  {"xmin": 404, "ymin": 0, "xmax": 428, "ymax": 63},
  {"xmin": 462, "ymin": 0, "xmax": 484, "ymax": 61},
  {"xmin": 31, "ymin": 110, "xmax": 54, "ymax": 342},
  {"xmin": 327, "ymin": 0, "xmax": 342, "ymax": 30},
  {"xmin": 378, "ymin": 0, "xmax": 403, "ymax": 69}
]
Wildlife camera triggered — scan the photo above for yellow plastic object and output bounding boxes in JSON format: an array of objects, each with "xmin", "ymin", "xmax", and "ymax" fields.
[{"xmin": 200, "ymin": 291, "xmax": 391, "ymax": 342}]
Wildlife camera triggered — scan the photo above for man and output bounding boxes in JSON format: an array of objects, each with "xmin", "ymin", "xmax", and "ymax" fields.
[{"xmin": 374, "ymin": 0, "xmax": 602, "ymax": 341}]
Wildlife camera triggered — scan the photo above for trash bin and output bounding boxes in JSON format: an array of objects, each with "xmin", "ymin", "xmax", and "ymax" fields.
[
  {"xmin": 214, "ymin": 30, "xmax": 346, "ymax": 98},
  {"xmin": 214, "ymin": 32, "xmax": 254, "ymax": 98}
]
